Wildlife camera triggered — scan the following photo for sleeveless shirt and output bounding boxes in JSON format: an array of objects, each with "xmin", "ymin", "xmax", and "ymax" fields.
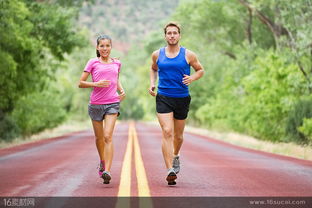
[{"xmin": 156, "ymin": 47, "xmax": 190, "ymax": 98}]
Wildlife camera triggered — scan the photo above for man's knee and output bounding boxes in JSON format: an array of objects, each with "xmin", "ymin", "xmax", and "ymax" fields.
[
  {"xmin": 95, "ymin": 135, "xmax": 104, "ymax": 142},
  {"xmin": 174, "ymin": 134, "xmax": 183, "ymax": 142},
  {"xmin": 162, "ymin": 127, "xmax": 173, "ymax": 138}
]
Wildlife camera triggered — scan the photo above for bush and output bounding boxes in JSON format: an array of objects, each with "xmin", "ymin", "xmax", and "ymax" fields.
[
  {"xmin": 298, "ymin": 118, "xmax": 312, "ymax": 142},
  {"xmin": 194, "ymin": 49, "xmax": 309, "ymax": 142},
  {"xmin": 286, "ymin": 98, "xmax": 312, "ymax": 143},
  {"xmin": 12, "ymin": 92, "xmax": 67, "ymax": 136},
  {"xmin": 0, "ymin": 111, "xmax": 20, "ymax": 141}
]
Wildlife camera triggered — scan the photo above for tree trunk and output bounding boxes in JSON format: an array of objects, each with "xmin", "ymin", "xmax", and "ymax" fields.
[
  {"xmin": 246, "ymin": 7, "xmax": 252, "ymax": 44},
  {"xmin": 238, "ymin": 0, "xmax": 312, "ymax": 92},
  {"xmin": 238, "ymin": 0, "xmax": 293, "ymax": 48}
]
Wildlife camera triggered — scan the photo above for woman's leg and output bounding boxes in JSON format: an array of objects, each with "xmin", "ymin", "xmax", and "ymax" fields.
[
  {"xmin": 91, "ymin": 120, "xmax": 105, "ymax": 162},
  {"xmin": 103, "ymin": 114, "xmax": 118, "ymax": 172}
]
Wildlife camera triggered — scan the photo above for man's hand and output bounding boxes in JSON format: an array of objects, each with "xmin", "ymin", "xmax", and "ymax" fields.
[
  {"xmin": 149, "ymin": 85, "xmax": 156, "ymax": 96},
  {"xmin": 182, "ymin": 74, "xmax": 193, "ymax": 86}
]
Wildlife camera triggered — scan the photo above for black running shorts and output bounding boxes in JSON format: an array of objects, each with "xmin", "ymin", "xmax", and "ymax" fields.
[{"xmin": 156, "ymin": 94, "xmax": 191, "ymax": 120}]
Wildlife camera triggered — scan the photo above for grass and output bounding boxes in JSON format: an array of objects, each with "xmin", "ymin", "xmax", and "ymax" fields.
[
  {"xmin": 185, "ymin": 125, "xmax": 312, "ymax": 161},
  {"xmin": 0, "ymin": 119, "xmax": 92, "ymax": 149}
]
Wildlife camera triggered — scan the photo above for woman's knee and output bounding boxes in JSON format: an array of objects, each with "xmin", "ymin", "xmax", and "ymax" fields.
[{"xmin": 103, "ymin": 133, "xmax": 113, "ymax": 143}]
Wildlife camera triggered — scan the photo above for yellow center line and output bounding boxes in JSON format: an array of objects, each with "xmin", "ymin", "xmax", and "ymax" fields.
[
  {"xmin": 116, "ymin": 122, "xmax": 153, "ymax": 208},
  {"xmin": 132, "ymin": 122, "xmax": 151, "ymax": 197},
  {"xmin": 117, "ymin": 123, "xmax": 133, "ymax": 197}
]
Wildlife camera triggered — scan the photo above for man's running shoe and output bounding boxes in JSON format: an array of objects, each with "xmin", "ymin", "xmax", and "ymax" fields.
[
  {"xmin": 172, "ymin": 156, "xmax": 180, "ymax": 174},
  {"xmin": 98, "ymin": 161, "xmax": 105, "ymax": 177},
  {"xmin": 166, "ymin": 168, "xmax": 177, "ymax": 185},
  {"xmin": 102, "ymin": 171, "xmax": 111, "ymax": 184}
]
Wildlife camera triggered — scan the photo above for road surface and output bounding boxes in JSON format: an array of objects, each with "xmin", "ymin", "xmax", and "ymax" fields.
[{"xmin": 1, "ymin": 122, "xmax": 311, "ymax": 207}]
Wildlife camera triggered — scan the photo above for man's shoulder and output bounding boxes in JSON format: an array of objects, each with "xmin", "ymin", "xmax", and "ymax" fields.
[
  {"xmin": 185, "ymin": 48, "xmax": 195, "ymax": 55},
  {"xmin": 152, "ymin": 49, "xmax": 161, "ymax": 55},
  {"xmin": 152, "ymin": 49, "xmax": 161, "ymax": 59},
  {"xmin": 185, "ymin": 49, "xmax": 197, "ymax": 58}
]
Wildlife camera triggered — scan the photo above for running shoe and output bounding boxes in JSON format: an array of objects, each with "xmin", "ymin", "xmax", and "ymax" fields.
[
  {"xmin": 166, "ymin": 168, "xmax": 177, "ymax": 185},
  {"xmin": 172, "ymin": 156, "xmax": 180, "ymax": 174},
  {"xmin": 102, "ymin": 171, "xmax": 111, "ymax": 184},
  {"xmin": 98, "ymin": 161, "xmax": 105, "ymax": 177}
]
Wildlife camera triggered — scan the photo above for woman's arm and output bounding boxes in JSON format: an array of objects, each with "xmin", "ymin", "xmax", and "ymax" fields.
[
  {"xmin": 117, "ymin": 78, "xmax": 126, "ymax": 101},
  {"xmin": 78, "ymin": 72, "xmax": 110, "ymax": 88}
]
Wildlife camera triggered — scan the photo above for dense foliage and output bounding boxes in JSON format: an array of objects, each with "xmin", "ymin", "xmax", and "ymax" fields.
[
  {"xmin": 1, "ymin": 0, "xmax": 311, "ymax": 145},
  {"xmin": 170, "ymin": 0, "xmax": 312, "ymax": 143},
  {"xmin": 0, "ymin": 0, "xmax": 89, "ymax": 140},
  {"xmin": 125, "ymin": 0, "xmax": 312, "ymax": 144}
]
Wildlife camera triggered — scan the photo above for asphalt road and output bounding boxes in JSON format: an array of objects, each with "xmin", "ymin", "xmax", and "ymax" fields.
[{"xmin": 1, "ymin": 122, "xmax": 311, "ymax": 207}]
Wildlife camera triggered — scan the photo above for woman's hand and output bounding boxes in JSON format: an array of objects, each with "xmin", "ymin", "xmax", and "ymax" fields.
[
  {"xmin": 94, "ymin": 80, "xmax": 111, "ymax": 87},
  {"xmin": 119, "ymin": 90, "xmax": 126, "ymax": 101}
]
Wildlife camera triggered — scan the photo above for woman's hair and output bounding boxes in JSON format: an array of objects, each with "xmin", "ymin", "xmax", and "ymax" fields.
[{"xmin": 96, "ymin": 34, "xmax": 112, "ymax": 57}]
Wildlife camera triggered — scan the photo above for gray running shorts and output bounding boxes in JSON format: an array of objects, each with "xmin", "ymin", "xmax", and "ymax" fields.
[{"xmin": 88, "ymin": 102, "xmax": 120, "ymax": 121}]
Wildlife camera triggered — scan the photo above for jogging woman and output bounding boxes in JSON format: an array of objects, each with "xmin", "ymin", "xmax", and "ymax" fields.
[{"xmin": 79, "ymin": 35, "xmax": 125, "ymax": 184}]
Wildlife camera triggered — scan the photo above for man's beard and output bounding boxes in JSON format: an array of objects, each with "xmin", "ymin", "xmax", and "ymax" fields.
[{"xmin": 167, "ymin": 40, "xmax": 179, "ymax": 46}]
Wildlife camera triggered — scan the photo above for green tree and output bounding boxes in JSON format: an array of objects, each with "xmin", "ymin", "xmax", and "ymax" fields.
[
  {"xmin": 0, "ymin": 0, "xmax": 89, "ymax": 140},
  {"xmin": 167, "ymin": 0, "xmax": 312, "ymax": 143}
]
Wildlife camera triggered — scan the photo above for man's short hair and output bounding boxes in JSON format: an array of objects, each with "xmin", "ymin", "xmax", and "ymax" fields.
[{"xmin": 164, "ymin": 22, "xmax": 181, "ymax": 34}]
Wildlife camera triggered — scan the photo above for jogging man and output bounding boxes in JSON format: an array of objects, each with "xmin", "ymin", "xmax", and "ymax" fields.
[{"xmin": 149, "ymin": 22, "xmax": 204, "ymax": 185}]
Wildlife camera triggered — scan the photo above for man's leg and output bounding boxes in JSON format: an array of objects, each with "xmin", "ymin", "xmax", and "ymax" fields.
[
  {"xmin": 173, "ymin": 118, "xmax": 186, "ymax": 156},
  {"xmin": 172, "ymin": 119, "xmax": 186, "ymax": 174},
  {"xmin": 157, "ymin": 112, "xmax": 174, "ymax": 169},
  {"xmin": 157, "ymin": 112, "xmax": 178, "ymax": 185}
]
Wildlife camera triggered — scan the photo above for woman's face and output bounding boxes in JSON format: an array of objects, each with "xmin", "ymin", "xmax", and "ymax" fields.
[{"xmin": 97, "ymin": 39, "xmax": 112, "ymax": 58}]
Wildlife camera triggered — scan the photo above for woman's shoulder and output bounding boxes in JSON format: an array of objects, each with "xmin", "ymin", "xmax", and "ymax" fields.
[
  {"xmin": 85, "ymin": 57, "xmax": 100, "ymax": 67},
  {"xmin": 112, "ymin": 58, "xmax": 121, "ymax": 64},
  {"xmin": 88, "ymin": 57, "xmax": 100, "ymax": 63}
]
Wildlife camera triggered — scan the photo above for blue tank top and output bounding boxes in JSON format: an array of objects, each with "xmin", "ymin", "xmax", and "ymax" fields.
[{"xmin": 156, "ymin": 47, "xmax": 190, "ymax": 98}]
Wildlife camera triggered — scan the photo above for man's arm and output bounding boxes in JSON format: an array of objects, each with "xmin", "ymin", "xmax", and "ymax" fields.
[
  {"xmin": 149, "ymin": 50, "xmax": 159, "ymax": 96},
  {"xmin": 183, "ymin": 50, "xmax": 205, "ymax": 86}
]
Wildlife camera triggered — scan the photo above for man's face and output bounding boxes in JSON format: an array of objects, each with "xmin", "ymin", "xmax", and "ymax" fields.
[{"xmin": 165, "ymin": 26, "xmax": 180, "ymax": 46}]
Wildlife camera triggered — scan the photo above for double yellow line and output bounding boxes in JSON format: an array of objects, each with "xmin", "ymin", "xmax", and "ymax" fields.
[{"xmin": 117, "ymin": 122, "xmax": 151, "ymax": 197}]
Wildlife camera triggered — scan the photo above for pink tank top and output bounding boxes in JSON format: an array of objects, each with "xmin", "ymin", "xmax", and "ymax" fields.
[{"xmin": 83, "ymin": 58, "xmax": 121, "ymax": 104}]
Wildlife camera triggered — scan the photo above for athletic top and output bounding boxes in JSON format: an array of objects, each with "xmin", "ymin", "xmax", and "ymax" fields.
[
  {"xmin": 156, "ymin": 47, "xmax": 190, "ymax": 98},
  {"xmin": 84, "ymin": 58, "xmax": 121, "ymax": 104}
]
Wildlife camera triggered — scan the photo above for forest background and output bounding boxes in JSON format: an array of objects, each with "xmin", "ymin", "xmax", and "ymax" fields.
[{"xmin": 1, "ymin": 0, "xmax": 312, "ymax": 146}]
